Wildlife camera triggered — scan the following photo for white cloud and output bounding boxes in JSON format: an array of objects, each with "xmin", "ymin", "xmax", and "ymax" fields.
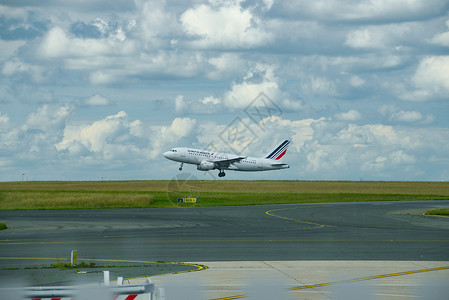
[
  {"xmin": 301, "ymin": 75, "xmax": 338, "ymax": 97},
  {"xmin": 390, "ymin": 150, "xmax": 416, "ymax": 165},
  {"xmin": 2, "ymin": 58, "xmax": 47, "ymax": 83},
  {"xmin": 0, "ymin": 40, "xmax": 26, "ymax": 61},
  {"xmin": 345, "ymin": 24, "xmax": 410, "ymax": 49},
  {"xmin": 135, "ymin": 0, "xmax": 173, "ymax": 41},
  {"xmin": 38, "ymin": 26, "xmax": 136, "ymax": 59},
  {"xmin": 430, "ymin": 20, "xmax": 449, "ymax": 47},
  {"xmin": 389, "ymin": 110, "xmax": 423, "ymax": 122},
  {"xmin": 174, "ymin": 94, "xmax": 222, "ymax": 114},
  {"xmin": 149, "ymin": 117, "xmax": 197, "ymax": 158},
  {"xmin": 24, "ymin": 104, "xmax": 73, "ymax": 133},
  {"xmin": 350, "ymin": 76, "xmax": 365, "ymax": 87},
  {"xmin": 1, "ymin": 0, "xmax": 449, "ymax": 181},
  {"xmin": 335, "ymin": 110, "xmax": 362, "ymax": 121},
  {"xmin": 181, "ymin": 1, "xmax": 272, "ymax": 49},
  {"xmin": 56, "ymin": 111, "xmax": 149, "ymax": 161},
  {"xmin": 207, "ymin": 53, "xmax": 246, "ymax": 80},
  {"xmin": 88, "ymin": 71, "xmax": 117, "ymax": 85},
  {"xmin": 276, "ymin": 0, "xmax": 447, "ymax": 22},
  {"xmin": 223, "ymin": 64, "xmax": 280, "ymax": 109},
  {"xmin": 402, "ymin": 56, "xmax": 449, "ymax": 101},
  {"xmin": 78, "ymin": 94, "xmax": 112, "ymax": 106},
  {"xmin": 0, "ymin": 111, "xmax": 10, "ymax": 130}
]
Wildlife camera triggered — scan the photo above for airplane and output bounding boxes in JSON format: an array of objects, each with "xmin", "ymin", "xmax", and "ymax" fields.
[{"xmin": 163, "ymin": 140, "xmax": 290, "ymax": 177}]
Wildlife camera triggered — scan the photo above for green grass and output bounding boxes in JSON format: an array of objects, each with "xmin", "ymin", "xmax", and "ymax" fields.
[
  {"xmin": 0, "ymin": 180, "xmax": 448, "ymax": 210},
  {"xmin": 425, "ymin": 208, "xmax": 449, "ymax": 216},
  {"xmin": 0, "ymin": 222, "xmax": 7, "ymax": 230}
]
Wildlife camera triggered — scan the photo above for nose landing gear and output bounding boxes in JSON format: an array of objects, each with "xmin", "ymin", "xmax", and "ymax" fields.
[
  {"xmin": 218, "ymin": 170, "xmax": 226, "ymax": 177},
  {"xmin": 179, "ymin": 163, "xmax": 183, "ymax": 171}
]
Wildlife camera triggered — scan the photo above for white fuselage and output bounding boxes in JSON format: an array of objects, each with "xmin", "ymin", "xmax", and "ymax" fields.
[{"xmin": 163, "ymin": 147, "xmax": 289, "ymax": 172}]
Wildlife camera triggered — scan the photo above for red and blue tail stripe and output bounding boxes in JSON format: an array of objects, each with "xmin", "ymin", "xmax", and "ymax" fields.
[{"xmin": 266, "ymin": 140, "xmax": 290, "ymax": 160}]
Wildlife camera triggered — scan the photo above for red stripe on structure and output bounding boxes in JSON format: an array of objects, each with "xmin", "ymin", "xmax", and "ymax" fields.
[
  {"xmin": 124, "ymin": 295, "xmax": 138, "ymax": 300},
  {"xmin": 275, "ymin": 149, "xmax": 287, "ymax": 160}
]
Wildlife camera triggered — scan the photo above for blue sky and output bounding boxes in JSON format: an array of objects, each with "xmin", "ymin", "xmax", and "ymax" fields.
[{"xmin": 1, "ymin": 0, "xmax": 449, "ymax": 181}]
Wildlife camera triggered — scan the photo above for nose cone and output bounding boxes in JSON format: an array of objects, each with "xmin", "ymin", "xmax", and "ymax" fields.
[{"xmin": 163, "ymin": 151, "xmax": 171, "ymax": 159}]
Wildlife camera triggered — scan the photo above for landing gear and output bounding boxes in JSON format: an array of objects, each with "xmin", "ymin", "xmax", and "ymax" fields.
[
  {"xmin": 218, "ymin": 170, "xmax": 226, "ymax": 177},
  {"xmin": 179, "ymin": 163, "xmax": 183, "ymax": 171}
]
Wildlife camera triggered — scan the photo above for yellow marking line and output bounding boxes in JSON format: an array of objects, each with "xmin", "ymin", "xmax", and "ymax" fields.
[
  {"xmin": 212, "ymin": 265, "xmax": 449, "ymax": 300},
  {"xmin": 0, "ymin": 257, "xmax": 207, "ymax": 278},
  {"xmin": 212, "ymin": 296, "xmax": 245, "ymax": 300},
  {"xmin": 422, "ymin": 212, "xmax": 449, "ymax": 219},
  {"xmin": 289, "ymin": 265, "xmax": 449, "ymax": 290},
  {"xmin": 266, "ymin": 207, "xmax": 334, "ymax": 228}
]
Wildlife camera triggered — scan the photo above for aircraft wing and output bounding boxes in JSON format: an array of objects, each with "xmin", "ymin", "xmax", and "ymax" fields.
[{"xmin": 210, "ymin": 156, "xmax": 246, "ymax": 168}]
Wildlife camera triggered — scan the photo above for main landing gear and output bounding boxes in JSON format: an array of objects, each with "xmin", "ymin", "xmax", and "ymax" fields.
[
  {"xmin": 218, "ymin": 170, "xmax": 226, "ymax": 177},
  {"xmin": 179, "ymin": 163, "xmax": 183, "ymax": 171}
]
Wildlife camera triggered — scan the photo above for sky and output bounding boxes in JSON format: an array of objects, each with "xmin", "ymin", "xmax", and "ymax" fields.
[{"xmin": 0, "ymin": 0, "xmax": 449, "ymax": 182}]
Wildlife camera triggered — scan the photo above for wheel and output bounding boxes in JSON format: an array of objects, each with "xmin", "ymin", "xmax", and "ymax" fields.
[{"xmin": 218, "ymin": 171, "xmax": 226, "ymax": 177}]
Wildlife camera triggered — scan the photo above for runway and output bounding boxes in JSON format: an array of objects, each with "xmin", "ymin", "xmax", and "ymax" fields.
[{"xmin": 1, "ymin": 200, "xmax": 449, "ymax": 290}]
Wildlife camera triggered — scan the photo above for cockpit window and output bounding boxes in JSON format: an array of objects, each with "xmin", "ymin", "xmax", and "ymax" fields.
[{"xmin": 172, "ymin": 149, "xmax": 177, "ymax": 152}]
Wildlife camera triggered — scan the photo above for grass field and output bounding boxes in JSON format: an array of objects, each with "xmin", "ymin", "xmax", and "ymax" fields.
[
  {"xmin": 425, "ymin": 208, "xmax": 449, "ymax": 216},
  {"xmin": 0, "ymin": 180, "xmax": 448, "ymax": 210}
]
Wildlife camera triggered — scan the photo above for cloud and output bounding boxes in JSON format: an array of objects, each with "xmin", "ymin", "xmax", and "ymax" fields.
[
  {"xmin": 149, "ymin": 117, "xmax": 197, "ymax": 158},
  {"xmin": 430, "ymin": 19, "xmax": 449, "ymax": 47},
  {"xmin": 273, "ymin": 0, "xmax": 448, "ymax": 23},
  {"xmin": 77, "ymin": 94, "xmax": 112, "ymax": 106},
  {"xmin": 2, "ymin": 58, "xmax": 47, "ymax": 83},
  {"xmin": 0, "ymin": 40, "xmax": 26, "ymax": 61},
  {"xmin": 0, "ymin": 111, "xmax": 10, "ymax": 129},
  {"xmin": 135, "ymin": 0, "xmax": 173, "ymax": 42},
  {"xmin": 175, "ymin": 63, "xmax": 282, "ymax": 113},
  {"xmin": 401, "ymin": 56, "xmax": 449, "ymax": 101},
  {"xmin": 379, "ymin": 105, "xmax": 434, "ymax": 124},
  {"xmin": 207, "ymin": 53, "xmax": 246, "ymax": 80},
  {"xmin": 24, "ymin": 103, "xmax": 73, "ymax": 133},
  {"xmin": 223, "ymin": 64, "xmax": 280, "ymax": 109},
  {"xmin": 345, "ymin": 24, "xmax": 410, "ymax": 49},
  {"xmin": 334, "ymin": 110, "xmax": 362, "ymax": 121},
  {"xmin": 389, "ymin": 110, "xmax": 423, "ymax": 123},
  {"xmin": 300, "ymin": 75, "xmax": 338, "ymax": 97},
  {"xmin": 1, "ymin": 0, "xmax": 449, "ymax": 181},
  {"xmin": 56, "ymin": 111, "xmax": 146, "ymax": 159},
  {"xmin": 180, "ymin": 1, "xmax": 272, "ymax": 49},
  {"xmin": 38, "ymin": 26, "xmax": 135, "ymax": 59}
]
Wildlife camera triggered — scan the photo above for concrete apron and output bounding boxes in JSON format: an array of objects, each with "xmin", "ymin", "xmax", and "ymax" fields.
[{"xmin": 130, "ymin": 261, "xmax": 449, "ymax": 300}]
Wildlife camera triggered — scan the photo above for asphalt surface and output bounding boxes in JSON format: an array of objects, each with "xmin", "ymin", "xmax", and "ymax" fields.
[
  {"xmin": 1, "ymin": 201, "xmax": 449, "ymax": 284},
  {"xmin": 0, "ymin": 201, "xmax": 449, "ymax": 294}
]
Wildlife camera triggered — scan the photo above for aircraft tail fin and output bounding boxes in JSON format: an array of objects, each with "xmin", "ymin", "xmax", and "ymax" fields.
[{"xmin": 265, "ymin": 140, "xmax": 291, "ymax": 160}]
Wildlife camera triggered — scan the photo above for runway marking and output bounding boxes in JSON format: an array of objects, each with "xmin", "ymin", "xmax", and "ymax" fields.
[
  {"xmin": 422, "ymin": 212, "xmax": 449, "ymax": 219},
  {"xmin": 265, "ymin": 207, "xmax": 334, "ymax": 228},
  {"xmin": 212, "ymin": 265, "xmax": 449, "ymax": 300},
  {"xmin": 289, "ymin": 265, "xmax": 449, "ymax": 290},
  {"xmin": 0, "ymin": 257, "xmax": 207, "ymax": 277},
  {"xmin": 266, "ymin": 205, "xmax": 449, "ymax": 232}
]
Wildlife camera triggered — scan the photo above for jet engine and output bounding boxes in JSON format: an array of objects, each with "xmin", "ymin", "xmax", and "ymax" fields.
[{"xmin": 197, "ymin": 161, "xmax": 216, "ymax": 171}]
